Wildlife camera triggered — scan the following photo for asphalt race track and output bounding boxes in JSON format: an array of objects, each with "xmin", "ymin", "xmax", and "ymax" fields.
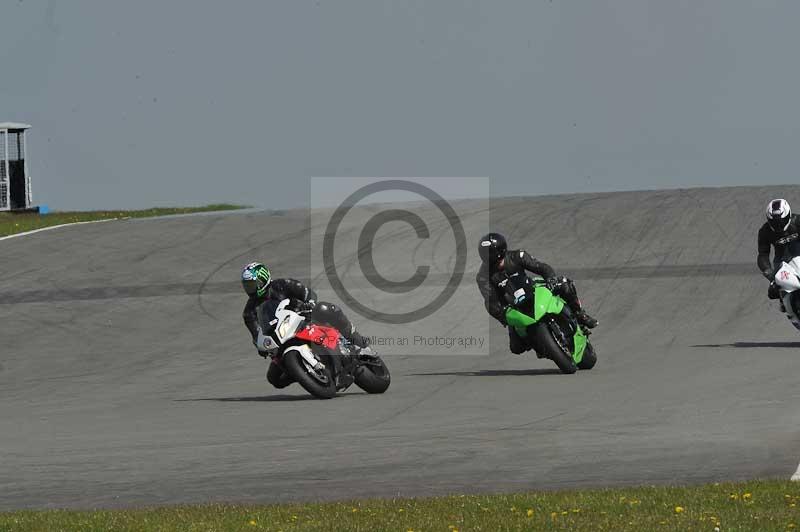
[{"xmin": 2, "ymin": 185, "xmax": 800, "ymax": 510}]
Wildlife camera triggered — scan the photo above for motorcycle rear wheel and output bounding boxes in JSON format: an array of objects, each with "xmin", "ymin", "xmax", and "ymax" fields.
[
  {"xmin": 282, "ymin": 347, "xmax": 337, "ymax": 399},
  {"xmin": 354, "ymin": 356, "xmax": 391, "ymax": 394}
]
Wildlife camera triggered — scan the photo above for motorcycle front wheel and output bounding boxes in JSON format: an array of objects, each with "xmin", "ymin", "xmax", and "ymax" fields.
[
  {"xmin": 282, "ymin": 347, "xmax": 337, "ymax": 399},
  {"xmin": 531, "ymin": 320, "xmax": 578, "ymax": 374}
]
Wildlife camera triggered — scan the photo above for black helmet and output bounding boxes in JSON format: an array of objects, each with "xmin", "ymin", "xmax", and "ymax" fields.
[
  {"xmin": 766, "ymin": 198, "xmax": 791, "ymax": 232},
  {"xmin": 478, "ymin": 233, "xmax": 507, "ymax": 265}
]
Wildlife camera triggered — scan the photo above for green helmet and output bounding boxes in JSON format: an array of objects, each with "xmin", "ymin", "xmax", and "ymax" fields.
[{"xmin": 241, "ymin": 262, "xmax": 271, "ymax": 297}]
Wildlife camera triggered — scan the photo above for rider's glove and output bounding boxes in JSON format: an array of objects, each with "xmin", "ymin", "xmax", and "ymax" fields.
[
  {"xmin": 762, "ymin": 269, "xmax": 775, "ymax": 282},
  {"xmin": 545, "ymin": 277, "xmax": 561, "ymax": 292},
  {"xmin": 296, "ymin": 300, "xmax": 316, "ymax": 313},
  {"xmin": 499, "ymin": 306, "xmax": 509, "ymax": 328},
  {"xmin": 768, "ymin": 281, "xmax": 781, "ymax": 300}
]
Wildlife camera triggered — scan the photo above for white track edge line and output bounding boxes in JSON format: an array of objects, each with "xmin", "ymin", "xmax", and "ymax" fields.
[
  {"xmin": 0, "ymin": 218, "xmax": 121, "ymax": 242},
  {"xmin": 792, "ymin": 462, "xmax": 800, "ymax": 481}
]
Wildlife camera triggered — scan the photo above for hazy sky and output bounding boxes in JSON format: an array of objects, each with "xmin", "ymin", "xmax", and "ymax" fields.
[{"xmin": 1, "ymin": 1, "xmax": 798, "ymax": 210}]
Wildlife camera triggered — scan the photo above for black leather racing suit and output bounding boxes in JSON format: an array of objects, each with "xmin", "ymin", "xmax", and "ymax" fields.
[
  {"xmin": 476, "ymin": 249, "xmax": 587, "ymax": 354},
  {"xmin": 242, "ymin": 278, "xmax": 367, "ymax": 388},
  {"xmin": 757, "ymin": 215, "xmax": 800, "ymax": 299},
  {"xmin": 242, "ymin": 278, "xmax": 318, "ymax": 342}
]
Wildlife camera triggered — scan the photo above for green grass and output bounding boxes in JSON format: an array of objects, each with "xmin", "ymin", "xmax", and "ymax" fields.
[
  {"xmin": 0, "ymin": 204, "xmax": 248, "ymax": 237},
  {"xmin": 2, "ymin": 480, "xmax": 800, "ymax": 531}
]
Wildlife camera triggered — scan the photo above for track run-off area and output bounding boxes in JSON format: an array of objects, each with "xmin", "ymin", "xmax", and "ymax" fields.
[{"xmin": 1, "ymin": 185, "xmax": 799, "ymax": 510}]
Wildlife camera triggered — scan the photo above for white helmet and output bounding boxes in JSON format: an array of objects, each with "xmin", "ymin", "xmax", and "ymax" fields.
[{"xmin": 766, "ymin": 198, "xmax": 792, "ymax": 232}]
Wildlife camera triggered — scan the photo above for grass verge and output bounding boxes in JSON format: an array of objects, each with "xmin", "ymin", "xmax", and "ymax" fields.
[
  {"xmin": 0, "ymin": 204, "xmax": 248, "ymax": 238},
  {"xmin": 2, "ymin": 480, "xmax": 799, "ymax": 531}
]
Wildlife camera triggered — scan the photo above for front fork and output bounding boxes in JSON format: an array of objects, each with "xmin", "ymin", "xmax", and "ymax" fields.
[{"xmin": 548, "ymin": 313, "xmax": 587, "ymax": 364}]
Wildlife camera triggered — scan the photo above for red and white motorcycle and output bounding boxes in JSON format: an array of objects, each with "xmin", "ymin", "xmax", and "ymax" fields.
[
  {"xmin": 256, "ymin": 299, "xmax": 391, "ymax": 399},
  {"xmin": 774, "ymin": 257, "xmax": 800, "ymax": 331}
]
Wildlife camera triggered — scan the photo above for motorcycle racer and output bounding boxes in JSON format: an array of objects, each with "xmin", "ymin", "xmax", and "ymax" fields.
[
  {"xmin": 757, "ymin": 199, "xmax": 800, "ymax": 301},
  {"xmin": 476, "ymin": 233, "xmax": 598, "ymax": 355},
  {"xmin": 240, "ymin": 262, "xmax": 370, "ymax": 388}
]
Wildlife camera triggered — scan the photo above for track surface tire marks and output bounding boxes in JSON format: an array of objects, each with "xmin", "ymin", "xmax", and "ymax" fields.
[{"xmin": 1, "ymin": 186, "xmax": 800, "ymax": 510}]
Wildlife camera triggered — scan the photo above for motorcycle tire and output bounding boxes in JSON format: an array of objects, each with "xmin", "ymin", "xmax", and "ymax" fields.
[
  {"xmin": 282, "ymin": 347, "xmax": 337, "ymax": 399},
  {"xmin": 354, "ymin": 357, "xmax": 391, "ymax": 394},
  {"xmin": 531, "ymin": 320, "xmax": 578, "ymax": 374}
]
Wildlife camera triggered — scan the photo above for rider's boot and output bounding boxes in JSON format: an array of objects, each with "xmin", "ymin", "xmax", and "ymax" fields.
[
  {"xmin": 508, "ymin": 326, "xmax": 528, "ymax": 355},
  {"xmin": 348, "ymin": 331, "xmax": 380, "ymax": 360},
  {"xmin": 575, "ymin": 310, "xmax": 598, "ymax": 329},
  {"xmin": 349, "ymin": 330, "xmax": 370, "ymax": 349},
  {"xmin": 552, "ymin": 277, "xmax": 598, "ymax": 329}
]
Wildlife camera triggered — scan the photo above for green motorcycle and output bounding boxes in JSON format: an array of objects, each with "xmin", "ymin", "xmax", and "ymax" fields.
[{"xmin": 498, "ymin": 272, "xmax": 597, "ymax": 374}]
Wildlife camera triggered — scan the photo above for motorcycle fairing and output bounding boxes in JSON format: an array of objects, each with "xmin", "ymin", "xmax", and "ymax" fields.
[
  {"xmin": 504, "ymin": 285, "xmax": 586, "ymax": 363},
  {"xmin": 775, "ymin": 258, "xmax": 800, "ymax": 292},
  {"xmin": 274, "ymin": 299, "xmax": 306, "ymax": 343},
  {"xmin": 290, "ymin": 344, "xmax": 326, "ymax": 372},
  {"xmin": 775, "ymin": 259, "xmax": 800, "ymax": 330},
  {"xmin": 256, "ymin": 329, "xmax": 280, "ymax": 353},
  {"xmin": 505, "ymin": 284, "xmax": 565, "ymax": 331},
  {"xmin": 533, "ymin": 285, "xmax": 566, "ymax": 320},
  {"xmin": 296, "ymin": 324, "xmax": 341, "ymax": 350},
  {"xmin": 571, "ymin": 321, "xmax": 588, "ymax": 363}
]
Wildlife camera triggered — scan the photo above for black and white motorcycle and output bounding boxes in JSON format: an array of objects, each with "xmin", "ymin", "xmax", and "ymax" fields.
[
  {"xmin": 773, "ymin": 257, "xmax": 800, "ymax": 331},
  {"xmin": 256, "ymin": 299, "xmax": 391, "ymax": 399}
]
